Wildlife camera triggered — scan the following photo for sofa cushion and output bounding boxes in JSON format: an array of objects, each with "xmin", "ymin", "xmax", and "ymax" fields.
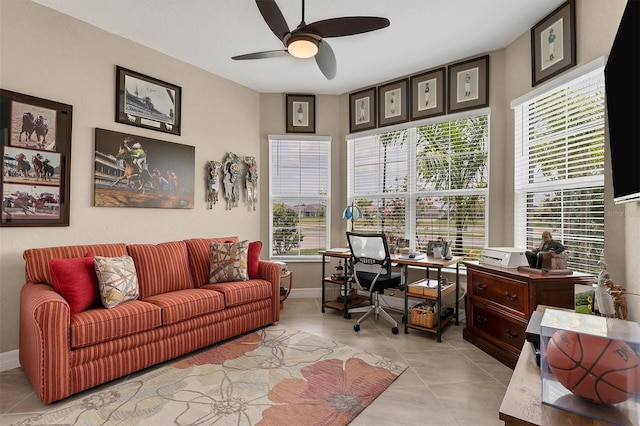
[
  {"xmin": 184, "ymin": 237, "xmax": 239, "ymax": 286},
  {"xmin": 201, "ymin": 279, "xmax": 272, "ymax": 307},
  {"xmin": 94, "ymin": 255, "xmax": 140, "ymax": 308},
  {"xmin": 50, "ymin": 253, "xmax": 100, "ymax": 315},
  {"xmin": 69, "ymin": 300, "xmax": 162, "ymax": 348},
  {"xmin": 143, "ymin": 288, "xmax": 225, "ymax": 325},
  {"xmin": 209, "ymin": 240, "xmax": 249, "ymax": 283},
  {"xmin": 23, "ymin": 243, "xmax": 127, "ymax": 286},
  {"xmin": 248, "ymin": 241, "xmax": 262, "ymax": 279},
  {"xmin": 127, "ymin": 241, "xmax": 195, "ymax": 298}
]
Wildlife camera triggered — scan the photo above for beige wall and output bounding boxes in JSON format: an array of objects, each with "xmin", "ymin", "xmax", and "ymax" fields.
[
  {"xmin": 0, "ymin": 0, "xmax": 262, "ymax": 353},
  {"xmin": 0, "ymin": 0, "xmax": 637, "ymax": 357}
]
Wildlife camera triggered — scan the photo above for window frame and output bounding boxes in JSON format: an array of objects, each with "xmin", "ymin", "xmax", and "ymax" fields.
[
  {"xmin": 346, "ymin": 109, "xmax": 490, "ymax": 259},
  {"xmin": 512, "ymin": 58, "xmax": 606, "ymax": 274},
  {"xmin": 268, "ymin": 134, "xmax": 331, "ymax": 261}
]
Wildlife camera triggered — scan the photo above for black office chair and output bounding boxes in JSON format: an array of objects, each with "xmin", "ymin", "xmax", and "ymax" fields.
[{"xmin": 346, "ymin": 231, "xmax": 404, "ymax": 334}]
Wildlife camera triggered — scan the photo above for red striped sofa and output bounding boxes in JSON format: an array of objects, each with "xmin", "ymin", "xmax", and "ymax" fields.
[{"xmin": 19, "ymin": 237, "xmax": 281, "ymax": 404}]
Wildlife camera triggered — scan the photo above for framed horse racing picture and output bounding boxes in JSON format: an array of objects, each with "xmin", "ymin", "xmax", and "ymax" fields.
[
  {"xmin": 94, "ymin": 128, "xmax": 195, "ymax": 209},
  {"xmin": 116, "ymin": 66, "xmax": 182, "ymax": 136},
  {"xmin": 0, "ymin": 89, "xmax": 73, "ymax": 227}
]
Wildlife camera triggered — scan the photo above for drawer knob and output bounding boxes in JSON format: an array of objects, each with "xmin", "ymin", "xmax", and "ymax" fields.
[
  {"xmin": 505, "ymin": 329, "xmax": 519, "ymax": 339},
  {"xmin": 475, "ymin": 283, "xmax": 487, "ymax": 291},
  {"xmin": 474, "ymin": 315, "xmax": 488, "ymax": 325},
  {"xmin": 504, "ymin": 292, "xmax": 518, "ymax": 301}
]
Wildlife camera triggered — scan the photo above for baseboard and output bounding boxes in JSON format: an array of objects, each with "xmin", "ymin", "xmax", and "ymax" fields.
[{"xmin": 0, "ymin": 349, "xmax": 20, "ymax": 372}]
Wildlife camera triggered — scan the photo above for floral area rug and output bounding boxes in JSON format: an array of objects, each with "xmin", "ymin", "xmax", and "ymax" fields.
[{"xmin": 18, "ymin": 325, "xmax": 407, "ymax": 426}]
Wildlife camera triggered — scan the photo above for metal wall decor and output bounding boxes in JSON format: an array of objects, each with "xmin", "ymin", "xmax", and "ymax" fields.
[
  {"xmin": 243, "ymin": 156, "xmax": 258, "ymax": 211},
  {"xmin": 223, "ymin": 152, "xmax": 241, "ymax": 210},
  {"xmin": 207, "ymin": 160, "xmax": 222, "ymax": 208}
]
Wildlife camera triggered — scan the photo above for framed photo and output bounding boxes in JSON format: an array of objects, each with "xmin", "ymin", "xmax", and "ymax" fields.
[
  {"xmin": 378, "ymin": 78, "xmax": 409, "ymax": 127},
  {"xmin": 410, "ymin": 67, "xmax": 446, "ymax": 121},
  {"xmin": 426, "ymin": 240, "xmax": 442, "ymax": 256},
  {"xmin": 349, "ymin": 86, "xmax": 376, "ymax": 133},
  {"xmin": 116, "ymin": 66, "xmax": 182, "ymax": 136},
  {"xmin": 531, "ymin": 0, "xmax": 576, "ymax": 86},
  {"xmin": 286, "ymin": 94, "xmax": 315, "ymax": 133},
  {"xmin": 1, "ymin": 89, "xmax": 72, "ymax": 227},
  {"xmin": 94, "ymin": 128, "xmax": 195, "ymax": 209},
  {"xmin": 448, "ymin": 55, "xmax": 489, "ymax": 113}
]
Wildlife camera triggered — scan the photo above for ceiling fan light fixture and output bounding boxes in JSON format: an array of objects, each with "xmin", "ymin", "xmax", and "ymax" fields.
[{"xmin": 287, "ymin": 35, "xmax": 318, "ymax": 58}]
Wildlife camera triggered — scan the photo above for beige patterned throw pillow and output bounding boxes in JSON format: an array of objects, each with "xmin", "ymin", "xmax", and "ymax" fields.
[
  {"xmin": 209, "ymin": 240, "xmax": 249, "ymax": 283},
  {"xmin": 94, "ymin": 255, "xmax": 139, "ymax": 308}
]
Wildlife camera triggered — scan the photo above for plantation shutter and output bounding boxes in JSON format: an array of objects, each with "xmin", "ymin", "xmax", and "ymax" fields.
[{"xmin": 513, "ymin": 64, "xmax": 605, "ymax": 274}]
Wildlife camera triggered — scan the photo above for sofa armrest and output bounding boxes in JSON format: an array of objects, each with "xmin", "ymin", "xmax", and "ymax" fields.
[
  {"xmin": 20, "ymin": 282, "xmax": 71, "ymax": 404},
  {"xmin": 258, "ymin": 260, "xmax": 282, "ymax": 320}
]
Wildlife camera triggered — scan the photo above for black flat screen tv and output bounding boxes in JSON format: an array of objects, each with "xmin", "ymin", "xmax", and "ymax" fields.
[{"xmin": 604, "ymin": 0, "xmax": 640, "ymax": 204}]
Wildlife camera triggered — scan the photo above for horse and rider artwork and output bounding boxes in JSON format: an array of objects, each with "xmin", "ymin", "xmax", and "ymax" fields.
[
  {"xmin": 207, "ymin": 153, "xmax": 258, "ymax": 211},
  {"xmin": 1, "ymin": 91, "xmax": 70, "ymax": 226},
  {"xmin": 93, "ymin": 128, "xmax": 195, "ymax": 209}
]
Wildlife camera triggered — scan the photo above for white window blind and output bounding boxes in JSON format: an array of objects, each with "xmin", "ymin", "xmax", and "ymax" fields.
[
  {"xmin": 269, "ymin": 135, "xmax": 330, "ymax": 260},
  {"xmin": 347, "ymin": 113, "xmax": 489, "ymax": 259},
  {"xmin": 513, "ymin": 66, "xmax": 605, "ymax": 274}
]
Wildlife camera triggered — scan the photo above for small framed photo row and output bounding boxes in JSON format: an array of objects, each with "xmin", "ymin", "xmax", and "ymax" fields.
[
  {"xmin": 378, "ymin": 78, "xmax": 409, "ymax": 127},
  {"xmin": 531, "ymin": 0, "xmax": 576, "ymax": 87},
  {"xmin": 286, "ymin": 94, "xmax": 315, "ymax": 133},
  {"xmin": 410, "ymin": 67, "xmax": 446, "ymax": 121},
  {"xmin": 448, "ymin": 55, "xmax": 489, "ymax": 114},
  {"xmin": 349, "ymin": 86, "xmax": 376, "ymax": 133}
]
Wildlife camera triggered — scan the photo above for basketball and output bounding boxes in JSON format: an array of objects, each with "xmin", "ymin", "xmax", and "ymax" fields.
[{"xmin": 546, "ymin": 329, "xmax": 640, "ymax": 404}]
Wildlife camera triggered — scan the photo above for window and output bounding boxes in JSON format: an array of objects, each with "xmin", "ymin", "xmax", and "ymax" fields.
[
  {"xmin": 347, "ymin": 111, "xmax": 489, "ymax": 259},
  {"xmin": 513, "ymin": 61, "xmax": 605, "ymax": 274},
  {"xmin": 269, "ymin": 135, "xmax": 330, "ymax": 260}
]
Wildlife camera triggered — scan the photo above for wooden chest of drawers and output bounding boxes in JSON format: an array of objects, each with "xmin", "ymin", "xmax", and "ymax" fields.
[{"xmin": 462, "ymin": 261, "xmax": 593, "ymax": 368}]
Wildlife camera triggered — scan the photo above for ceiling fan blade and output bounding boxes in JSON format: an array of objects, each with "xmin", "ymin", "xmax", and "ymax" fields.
[
  {"xmin": 232, "ymin": 50, "xmax": 289, "ymax": 60},
  {"xmin": 256, "ymin": 0, "xmax": 290, "ymax": 41},
  {"xmin": 315, "ymin": 40, "xmax": 336, "ymax": 80},
  {"xmin": 303, "ymin": 17, "xmax": 390, "ymax": 38}
]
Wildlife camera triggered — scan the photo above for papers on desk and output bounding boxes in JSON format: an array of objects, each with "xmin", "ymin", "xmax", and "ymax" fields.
[
  {"xmin": 325, "ymin": 248, "xmax": 350, "ymax": 253},
  {"xmin": 397, "ymin": 253, "xmax": 425, "ymax": 260}
]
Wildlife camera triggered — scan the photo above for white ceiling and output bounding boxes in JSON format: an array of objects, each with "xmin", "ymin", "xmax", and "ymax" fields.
[{"xmin": 31, "ymin": 0, "xmax": 566, "ymax": 95}]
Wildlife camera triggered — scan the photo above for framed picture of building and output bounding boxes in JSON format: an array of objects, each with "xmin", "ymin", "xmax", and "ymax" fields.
[
  {"xmin": 1, "ymin": 89, "xmax": 72, "ymax": 227},
  {"xmin": 116, "ymin": 66, "xmax": 182, "ymax": 136}
]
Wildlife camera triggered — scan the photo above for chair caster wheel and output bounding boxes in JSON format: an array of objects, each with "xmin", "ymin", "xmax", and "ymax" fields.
[
  {"xmin": 392, "ymin": 327, "xmax": 399, "ymax": 334},
  {"xmin": 354, "ymin": 324, "xmax": 360, "ymax": 332},
  {"xmin": 346, "ymin": 313, "xmax": 352, "ymax": 319}
]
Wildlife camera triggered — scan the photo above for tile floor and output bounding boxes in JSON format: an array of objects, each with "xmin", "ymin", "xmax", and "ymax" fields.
[{"xmin": 0, "ymin": 297, "xmax": 513, "ymax": 425}]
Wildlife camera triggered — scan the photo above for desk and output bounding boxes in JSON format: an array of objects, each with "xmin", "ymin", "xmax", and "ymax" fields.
[
  {"xmin": 319, "ymin": 250, "xmax": 368, "ymax": 318},
  {"xmin": 396, "ymin": 255, "xmax": 463, "ymax": 342}
]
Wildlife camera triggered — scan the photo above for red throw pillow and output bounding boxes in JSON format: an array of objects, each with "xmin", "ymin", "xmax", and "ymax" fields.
[
  {"xmin": 248, "ymin": 241, "xmax": 262, "ymax": 279},
  {"xmin": 50, "ymin": 253, "xmax": 100, "ymax": 315}
]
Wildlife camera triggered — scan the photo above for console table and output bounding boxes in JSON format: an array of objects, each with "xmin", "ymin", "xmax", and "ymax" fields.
[
  {"xmin": 463, "ymin": 261, "xmax": 593, "ymax": 368},
  {"xmin": 499, "ymin": 315, "xmax": 610, "ymax": 425}
]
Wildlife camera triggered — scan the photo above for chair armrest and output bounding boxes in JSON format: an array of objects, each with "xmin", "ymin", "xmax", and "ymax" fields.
[
  {"xmin": 258, "ymin": 260, "xmax": 283, "ymax": 320},
  {"xmin": 19, "ymin": 282, "xmax": 71, "ymax": 404}
]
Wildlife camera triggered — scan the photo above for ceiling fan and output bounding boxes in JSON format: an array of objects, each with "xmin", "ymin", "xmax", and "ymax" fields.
[{"xmin": 232, "ymin": 0, "xmax": 390, "ymax": 80}]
